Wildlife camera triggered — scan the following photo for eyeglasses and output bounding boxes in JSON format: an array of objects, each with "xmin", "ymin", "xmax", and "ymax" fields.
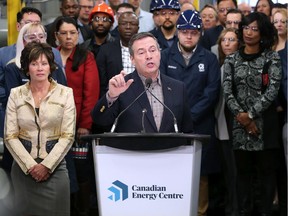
[
  {"xmin": 159, "ymin": 11, "xmax": 179, "ymax": 16},
  {"xmin": 273, "ymin": 19, "xmax": 288, "ymax": 25},
  {"xmin": 56, "ymin": 31, "xmax": 79, "ymax": 37},
  {"xmin": 178, "ymin": 29, "xmax": 200, "ymax": 36},
  {"xmin": 243, "ymin": 25, "xmax": 259, "ymax": 32},
  {"xmin": 225, "ymin": 20, "xmax": 241, "ymax": 25},
  {"xmin": 218, "ymin": 7, "xmax": 232, "ymax": 14},
  {"xmin": 20, "ymin": 20, "xmax": 41, "ymax": 25},
  {"xmin": 23, "ymin": 32, "xmax": 47, "ymax": 42},
  {"xmin": 92, "ymin": 16, "xmax": 112, "ymax": 23},
  {"xmin": 221, "ymin": 37, "xmax": 237, "ymax": 42},
  {"xmin": 79, "ymin": 5, "xmax": 93, "ymax": 10}
]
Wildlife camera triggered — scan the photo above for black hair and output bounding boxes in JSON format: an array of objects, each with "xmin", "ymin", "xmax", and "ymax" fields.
[
  {"xmin": 60, "ymin": 0, "xmax": 79, "ymax": 5},
  {"xmin": 273, "ymin": 3, "xmax": 287, "ymax": 10},
  {"xmin": 227, "ymin": 8, "xmax": 244, "ymax": 20},
  {"xmin": 255, "ymin": 0, "xmax": 274, "ymax": 16},
  {"xmin": 238, "ymin": 12, "xmax": 278, "ymax": 51},
  {"xmin": 17, "ymin": 7, "xmax": 42, "ymax": 23},
  {"xmin": 55, "ymin": 16, "xmax": 88, "ymax": 71},
  {"xmin": 217, "ymin": 0, "xmax": 238, "ymax": 8}
]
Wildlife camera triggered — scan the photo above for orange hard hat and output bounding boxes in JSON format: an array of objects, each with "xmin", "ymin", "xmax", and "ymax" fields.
[{"xmin": 89, "ymin": 3, "xmax": 114, "ymax": 23}]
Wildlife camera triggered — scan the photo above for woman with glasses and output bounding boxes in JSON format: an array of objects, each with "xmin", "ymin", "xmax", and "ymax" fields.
[
  {"xmin": 215, "ymin": 27, "xmax": 240, "ymax": 216},
  {"xmin": 55, "ymin": 16, "xmax": 100, "ymax": 216},
  {"xmin": 223, "ymin": 12, "xmax": 282, "ymax": 216},
  {"xmin": 4, "ymin": 22, "xmax": 67, "ymax": 105},
  {"xmin": 5, "ymin": 41, "xmax": 75, "ymax": 216}
]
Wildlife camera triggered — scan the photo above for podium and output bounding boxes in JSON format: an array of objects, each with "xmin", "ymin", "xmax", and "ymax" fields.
[{"xmin": 81, "ymin": 133, "xmax": 209, "ymax": 216}]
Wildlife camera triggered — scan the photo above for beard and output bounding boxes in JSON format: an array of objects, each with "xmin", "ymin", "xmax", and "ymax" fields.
[
  {"xmin": 93, "ymin": 28, "xmax": 110, "ymax": 38},
  {"xmin": 162, "ymin": 21, "xmax": 175, "ymax": 31},
  {"xmin": 180, "ymin": 44, "xmax": 195, "ymax": 53}
]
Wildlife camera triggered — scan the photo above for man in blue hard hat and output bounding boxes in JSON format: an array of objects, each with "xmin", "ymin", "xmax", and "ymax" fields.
[
  {"xmin": 149, "ymin": 0, "xmax": 180, "ymax": 51},
  {"xmin": 160, "ymin": 10, "xmax": 221, "ymax": 216}
]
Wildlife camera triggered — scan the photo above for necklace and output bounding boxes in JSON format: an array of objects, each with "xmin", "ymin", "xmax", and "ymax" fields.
[{"xmin": 31, "ymin": 83, "xmax": 50, "ymax": 107}]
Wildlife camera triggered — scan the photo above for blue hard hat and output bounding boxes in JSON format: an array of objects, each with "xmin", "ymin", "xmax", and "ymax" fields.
[
  {"xmin": 176, "ymin": 10, "xmax": 202, "ymax": 30},
  {"xmin": 150, "ymin": 0, "xmax": 158, "ymax": 12},
  {"xmin": 153, "ymin": 0, "xmax": 180, "ymax": 11}
]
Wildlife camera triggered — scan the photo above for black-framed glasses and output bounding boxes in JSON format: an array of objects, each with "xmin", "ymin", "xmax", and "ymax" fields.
[
  {"xmin": 23, "ymin": 32, "xmax": 47, "ymax": 42},
  {"xmin": 92, "ymin": 16, "xmax": 112, "ymax": 23},
  {"xmin": 243, "ymin": 25, "xmax": 259, "ymax": 32}
]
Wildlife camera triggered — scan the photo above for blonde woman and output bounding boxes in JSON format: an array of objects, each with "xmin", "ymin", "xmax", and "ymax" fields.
[
  {"xmin": 272, "ymin": 8, "xmax": 287, "ymax": 51},
  {"xmin": 5, "ymin": 22, "xmax": 66, "ymax": 104}
]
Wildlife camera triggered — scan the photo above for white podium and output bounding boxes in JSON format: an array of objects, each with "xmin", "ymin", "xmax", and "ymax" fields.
[{"xmin": 81, "ymin": 133, "xmax": 209, "ymax": 216}]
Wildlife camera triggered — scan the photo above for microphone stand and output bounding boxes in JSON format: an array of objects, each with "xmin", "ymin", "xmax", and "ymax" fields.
[{"xmin": 110, "ymin": 78, "xmax": 153, "ymax": 133}]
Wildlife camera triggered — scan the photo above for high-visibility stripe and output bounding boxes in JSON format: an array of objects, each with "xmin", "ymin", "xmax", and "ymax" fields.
[
  {"xmin": 193, "ymin": 0, "xmax": 199, "ymax": 11},
  {"xmin": 7, "ymin": 0, "xmax": 25, "ymax": 45}
]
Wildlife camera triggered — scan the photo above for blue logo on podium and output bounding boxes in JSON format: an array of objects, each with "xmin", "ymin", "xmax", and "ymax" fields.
[{"xmin": 108, "ymin": 180, "xmax": 128, "ymax": 202}]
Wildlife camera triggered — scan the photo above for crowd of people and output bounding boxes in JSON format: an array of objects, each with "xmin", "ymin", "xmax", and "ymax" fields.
[{"xmin": 0, "ymin": 0, "xmax": 287, "ymax": 216}]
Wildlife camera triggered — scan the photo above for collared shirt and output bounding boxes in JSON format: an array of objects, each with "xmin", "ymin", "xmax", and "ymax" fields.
[
  {"xmin": 121, "ymin": 41, "xmax": 135, "ymax": 74},
  {"xmin": 139, "ymin": 72, "xmax": 164, "ymax": 130},
  {"xmin": 138, "ymin": 9, "xmax": 155, "ymax": 33},
  {"xmin": 77, "ymin": 19, "xmax": 85, "ymax": 44},
  {"xmin": 178, "ymin": 42, "xmax": 197, "ymax": 65}
]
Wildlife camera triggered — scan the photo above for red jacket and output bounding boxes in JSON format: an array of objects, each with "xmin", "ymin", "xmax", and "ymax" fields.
[{"xmin": 60, "ymin": 47, "xmax": 100, "ymax": 130}]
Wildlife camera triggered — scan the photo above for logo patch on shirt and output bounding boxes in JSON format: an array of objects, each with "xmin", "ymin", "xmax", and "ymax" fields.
[
  {"xmin": 168, "ymin": 65, "xmax": 177, "ymax": 69},
  {"xmin": 198, "ymin": 63, "xmax": 205, "ymax": 72}
]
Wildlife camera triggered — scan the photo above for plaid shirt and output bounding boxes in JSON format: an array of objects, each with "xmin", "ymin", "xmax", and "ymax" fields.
[
  {"xmin": 121, "ymin": 42, "xmax": 135, "ymax": 74},
  {"xmin": 139, "ymin": 73, "xmax": 164, "ymax": 130}
]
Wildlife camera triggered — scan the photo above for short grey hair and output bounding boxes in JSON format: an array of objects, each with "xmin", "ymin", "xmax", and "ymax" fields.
[{"xmin": 128, "ymin": 32, "xmax": 160, "ymax": 56}]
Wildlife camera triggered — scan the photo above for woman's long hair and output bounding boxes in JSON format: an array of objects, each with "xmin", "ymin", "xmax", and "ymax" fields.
[
  {"xmin": 217, "ymin": 28, "xmax": 240, "ymax": 66},
  {"xmin": 238, "ymin": 12, "xmax": 278, "ymax": 51}
]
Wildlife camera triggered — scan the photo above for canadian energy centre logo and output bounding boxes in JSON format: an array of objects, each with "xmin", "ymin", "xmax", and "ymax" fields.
[{"xmin": 108, "ymin": 180, "xmax": 128, "ymax": 202}]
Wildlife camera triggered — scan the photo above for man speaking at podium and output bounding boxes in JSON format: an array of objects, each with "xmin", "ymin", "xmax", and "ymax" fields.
[{"xmin": 91, "ymin": 32, "xmax": 194, "ymax": 134}]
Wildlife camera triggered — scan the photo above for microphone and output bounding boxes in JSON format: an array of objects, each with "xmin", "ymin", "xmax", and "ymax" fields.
[
  {"xmin": 147, "ymin": 88, "xmax": 179, "ymax": 133},
  {"xmin": 110, "ymin": 78, "xmax": 153, "ymax": 133},
  {"xmin": 141, "ymin": 108, "xmax": 147, "ymax": 133}
]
